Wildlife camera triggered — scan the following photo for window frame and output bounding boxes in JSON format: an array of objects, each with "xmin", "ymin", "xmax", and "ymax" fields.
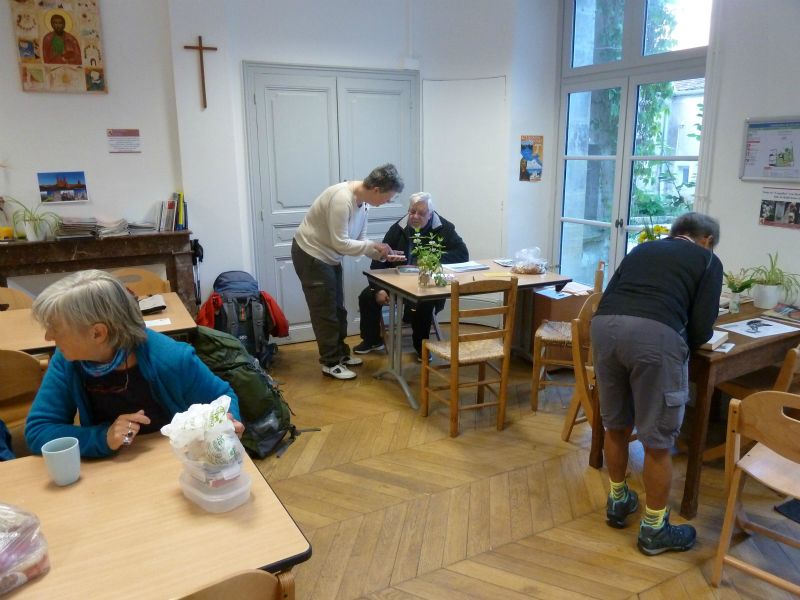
[{"xmin": 553, "ymin": 0, "xmax": 710, "ymax": 281}]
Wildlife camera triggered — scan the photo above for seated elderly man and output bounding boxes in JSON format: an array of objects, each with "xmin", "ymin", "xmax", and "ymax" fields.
[{"xmin": 355, "ymin": 192, "xmax": 468, "ymax": 360}]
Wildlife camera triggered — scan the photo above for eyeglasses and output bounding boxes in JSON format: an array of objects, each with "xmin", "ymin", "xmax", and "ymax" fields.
[{"xmin": 84, "ymin": 369, "xmax": 130, "ymax": 395}]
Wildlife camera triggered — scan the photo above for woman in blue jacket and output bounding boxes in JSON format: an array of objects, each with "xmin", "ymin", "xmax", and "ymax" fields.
[{"xmin": 25, "ymin": 269, "xmax": 241, "ymax": 457}]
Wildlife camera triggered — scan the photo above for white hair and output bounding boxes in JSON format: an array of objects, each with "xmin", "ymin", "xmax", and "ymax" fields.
[{"xmin": 408, "ymin": 192, "xmax": 434, "ymax": 213}]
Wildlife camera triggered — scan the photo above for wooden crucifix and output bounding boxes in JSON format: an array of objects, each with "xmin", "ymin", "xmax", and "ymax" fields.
[{"xmin": 183, "ymin": 35, "xmax": 217, "ymax": 109}]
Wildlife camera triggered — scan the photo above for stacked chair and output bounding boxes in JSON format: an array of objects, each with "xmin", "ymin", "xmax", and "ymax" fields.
[{"xmin": 530, "ymin": 260, "xmax": 605, "ymax": 414}]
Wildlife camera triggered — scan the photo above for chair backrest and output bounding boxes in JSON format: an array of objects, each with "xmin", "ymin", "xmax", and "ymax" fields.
[
  {"xmin": 0, "ymin": 286, "xmax": 34, "ymax": 310},
  {"xmin": 448, "ymin": 278, "xmax": 519, "ymax": 358},
  {"xmin": 593, "ymin": 260, "xmax": 606, "ymax": 293},
  {"xmin": 0, "ymin": 349, "xmax": 45, "ymax": 431},
  {"xmin": 772, "ymin": 344, "xmax": 800, "ymax": 392},
  {"xmin": 177, "ymin": 569, "xmax": 281, "ymax": 600},
  {"xmin": 570, "ymin": 292, "xmax": 603, "ymax": 396},
  {"xmin": 109, "ymin": 267, "xmax": 171, "ymax": 296},
  {"xmin": 727, "ymin": 391, "xmax": 800, "ymax": 467}
]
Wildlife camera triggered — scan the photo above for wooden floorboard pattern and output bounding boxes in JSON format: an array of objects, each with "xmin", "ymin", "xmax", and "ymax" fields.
[{"xmin": 254, "ymin": 337, "xmax": 800, "ymax": 599}]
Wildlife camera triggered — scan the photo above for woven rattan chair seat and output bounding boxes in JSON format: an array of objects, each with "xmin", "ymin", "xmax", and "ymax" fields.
[
  {"xmin": 426, "ymin": 338, "xmax": 505, "ymax": 364},
  {"xmin": 535, "ymin": 320, "xmax": 572, "ymax": 345}
]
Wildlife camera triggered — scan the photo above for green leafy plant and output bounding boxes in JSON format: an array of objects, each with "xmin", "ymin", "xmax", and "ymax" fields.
[
  {"xmin": 747, "ymin": 252, "xmax": 800, "ymax": 298},
  {"xmin": 723, "ymin": 269, "xmax": 755, "ymax": 294},
  {"xmin": 1, "ymin": 196, "xmax": 61, "ymax": 240},
  {"xmin": 411, "ymin": 232, "xmax": 447, "ymax": 286}
]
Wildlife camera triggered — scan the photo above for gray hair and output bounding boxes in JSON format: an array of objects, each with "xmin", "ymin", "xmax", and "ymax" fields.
[
  {"xmin": 363, "ymin": 163, "xmax": 404, "ymax": 193},
  {"xmin": 670, "ymin": 212, "xmax": 720, "ymax": 248},
  {"xmin": 32, "ymin": 269, "xmax": 147, "ymax": 350},
  {"xmin": 408, "ymin": 192, "xmax": 434, "ymax": 213}
]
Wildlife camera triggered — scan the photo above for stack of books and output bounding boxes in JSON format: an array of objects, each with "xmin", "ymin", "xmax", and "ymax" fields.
[
  {"xmin": 56, "ymin": 217, "xmax": 98, "ymax": 239},
  {"xmin": 156, "ymin": 192, "xmax": 188, "ymax": 232},
  {"xmin": 97, "ymin": 218, "xmax": 128, "ymax": 238}
]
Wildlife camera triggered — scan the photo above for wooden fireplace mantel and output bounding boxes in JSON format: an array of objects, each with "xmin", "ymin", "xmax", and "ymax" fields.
[{"xmin": 0, "ymin": 231, "xmax": 197, "ymax": 315}]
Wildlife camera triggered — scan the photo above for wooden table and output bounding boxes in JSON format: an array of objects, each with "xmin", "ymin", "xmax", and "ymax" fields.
[
  {"xmin": 364, "ymin": 260, "xmax": 571, "ymax": 409},
  {"xmin": 588, "ymin": 304, "xmax": 800, "ymax": 519},
  {"xmin": 0, "ymin": 292, "xmax": 197, "ymax": 353},
  {"xmin": 0, "ymin": 436, "xmax": 310, "ymax": 599}
]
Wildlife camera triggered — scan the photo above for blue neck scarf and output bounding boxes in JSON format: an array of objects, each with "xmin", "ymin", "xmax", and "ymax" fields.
[{"xmin": 79, "ymin": 347, "xmax": 128, "ymax": 377}]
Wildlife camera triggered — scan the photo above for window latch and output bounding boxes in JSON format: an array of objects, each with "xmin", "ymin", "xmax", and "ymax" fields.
[{"xmin": 614, "ymin": 218, "xmax": 624, "ymax": 228}]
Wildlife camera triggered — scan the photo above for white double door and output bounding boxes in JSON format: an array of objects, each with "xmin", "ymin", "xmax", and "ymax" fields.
[{"xmin": 244, "ymin": 64, "xmax": 420, "ymax": 342}]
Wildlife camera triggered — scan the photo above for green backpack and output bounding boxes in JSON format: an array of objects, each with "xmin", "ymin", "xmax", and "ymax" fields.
[{"xmin": 191, "ymin": 326, "xmax": 296, "ymax": 458}]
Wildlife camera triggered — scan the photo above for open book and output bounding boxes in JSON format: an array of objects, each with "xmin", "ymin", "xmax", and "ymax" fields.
[{"xmin": 139, "ymin": 294, "xmax": 166, "ymax": 315}]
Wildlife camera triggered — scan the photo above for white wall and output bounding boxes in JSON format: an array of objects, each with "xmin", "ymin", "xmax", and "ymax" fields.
[
  {"xmin": 0, "ymin": 0, "xmax": 180, "ymax": 224},
  {"xmin": 706, "ymin": 0, "xmax": 800, "ymax": 283}
]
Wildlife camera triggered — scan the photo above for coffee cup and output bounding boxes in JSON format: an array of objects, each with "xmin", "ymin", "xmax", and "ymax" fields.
[{"xmin": 41, "ymin": 437, "xmax": 80, "ymax": 486}]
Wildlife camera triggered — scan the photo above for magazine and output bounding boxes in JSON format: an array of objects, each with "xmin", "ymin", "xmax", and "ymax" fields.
[{"xmin": 762, "ymin": 302, "xmax": 800, "ymax": 325}]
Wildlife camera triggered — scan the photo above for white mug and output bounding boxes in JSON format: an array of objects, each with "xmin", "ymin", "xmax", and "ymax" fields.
[{"xmin": 41, "ymin": 437, "xmax": 81, "ymax": 486}]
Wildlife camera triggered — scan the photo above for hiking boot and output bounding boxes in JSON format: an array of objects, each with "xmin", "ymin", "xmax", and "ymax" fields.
[
  {"xmin": 637, "ymin": 511, "xmax": 696, "ymax": 556},
  {"xmin": 353, "ymin": 340, "xmax": 385, "ymax": 354},
  {"xmin": 340, "ymin": 355, "xmax": 363, "ymax": 367},
  {"xmin": 322, "ymin": 363, "xmax": 357, "ymax": 380},
  {"xmin": 606, "ymin": 488, "xmax": 639, "ymax": 528}
]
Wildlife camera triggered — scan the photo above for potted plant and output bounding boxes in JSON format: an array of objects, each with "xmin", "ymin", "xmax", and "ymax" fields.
[
  {"xmin": 747, "ymin": 252, "xmax": 800, "ymax": 309},
  {"xmin": 722, "ymin": 269, "xmax": 755, "ymax": 313},
  {"xmin": 2, "ymin": 196, "xmax": 61, "ymax": 242},
  {"xmin": 411, "ymin": 232, "xmax": 447, "ymax": 287}
]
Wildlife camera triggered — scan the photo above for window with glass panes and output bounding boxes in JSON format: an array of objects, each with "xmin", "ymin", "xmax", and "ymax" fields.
[{"xmin": 555, "ymin": 0, "xmax": 712, "ymax": 287}]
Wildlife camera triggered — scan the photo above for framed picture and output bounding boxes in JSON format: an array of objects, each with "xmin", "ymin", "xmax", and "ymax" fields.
[
  {"xmin": 38, "ymin": 171, "xmax": 89, "ymax": 203},
  {"xmin": 740, "ymin": 117, "xmax": 800, "ymax": 182},
  {"xmin": 9, "ymin": 0, "xmax": 107, "ymax": 93}
]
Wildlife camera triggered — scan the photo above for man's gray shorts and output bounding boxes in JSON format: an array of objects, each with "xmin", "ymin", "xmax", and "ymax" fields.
[{"xmin": 591, "ymin": 314, "xmax": 690, "ymax": 449}]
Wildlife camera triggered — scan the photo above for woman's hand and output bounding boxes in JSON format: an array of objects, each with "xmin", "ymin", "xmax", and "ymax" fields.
[
  {"xmin": 107, "ymin": 410, "xmax": 151, "ymax": 450},
  {"xmin": 227, "ymin": 412, "xmax": 245, "ymax": 439}
]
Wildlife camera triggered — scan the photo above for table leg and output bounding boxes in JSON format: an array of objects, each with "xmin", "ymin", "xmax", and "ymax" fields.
[
  {"xmin": 680, "ymin": 362, "xmax": 714, "ymax": 519},
  {"xmin": 373, "ymin": 291, "xmax": 418, "ymax": 409}
]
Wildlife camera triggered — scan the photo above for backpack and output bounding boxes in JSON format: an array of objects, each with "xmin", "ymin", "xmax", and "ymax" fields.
[
  {"xmin": 212, "ymin": 271, "xmax": 277, "ymax": 369},
  {"xmin": 191, "ymin": 326, "xmax": 297, "ymax": 458}
]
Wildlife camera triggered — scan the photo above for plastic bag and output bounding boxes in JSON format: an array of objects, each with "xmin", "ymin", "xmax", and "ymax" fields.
[
  {"xmin": 0, "ymin": 504, "xmax": 50, "ymax": 595},
  {"xmin": 511, "ymin": 247, "xmax": 548, "ymax": 275},
  {"xmin": 160, "ymin": 395, "xmax": 245, "ymax": 486}
]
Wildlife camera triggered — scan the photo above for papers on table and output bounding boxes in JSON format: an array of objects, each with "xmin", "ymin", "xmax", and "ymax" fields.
[
  {"xmin": 561, "ymin": 281, "xmax": 594, "ymax": 295},
  {"xmin": 493, "ymin": 258, "xmax": 514, "ymax": 267},
  {"xmin": 443, "ymin": 261, "xmax": 490, "ymax": 272},
  {"xmin": 144, "ymin": 317, "xmax": 171, "ymax": 328},
  {"xmin": 718, "ymin": 318, "xmax": 800, "ymax": 338}
]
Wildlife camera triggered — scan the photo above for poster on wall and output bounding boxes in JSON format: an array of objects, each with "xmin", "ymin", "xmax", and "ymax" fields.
[
  {"xmin": 758, "ymin": 186, "xmax": 800, "ymax": 229},
  {"xmin": 9, "ymin": 0, "xmax": 107, "ymax": 93},
  {"xmin": 520, "ymin": 135, "xmax": 543, "ymax": 182},
  {"xmin": 741, "ymin": 117, "xmax": 800, "ymax": 182},
  {"xmin": 38, "ymin": 171, "xmax": 89, "ymax": 203}
]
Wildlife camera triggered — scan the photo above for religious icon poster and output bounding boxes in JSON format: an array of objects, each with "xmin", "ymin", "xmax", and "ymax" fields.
[{"xmin": 9, "ymin": 0, "xmax": 107, "ymax": 93}]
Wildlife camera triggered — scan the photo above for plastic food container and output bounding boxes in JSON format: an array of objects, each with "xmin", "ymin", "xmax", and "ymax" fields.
[{"xmin": 179, "ymin": 470, "xmax": 252, "ymax": 513}]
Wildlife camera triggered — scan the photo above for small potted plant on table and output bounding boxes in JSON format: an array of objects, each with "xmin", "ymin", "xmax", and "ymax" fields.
[
  {"xmin": 2, "ymin": 196, "xmax": 61, "ymax": 242},
  {"xmin": 722, "ymin": 269, "xmax": 755, "ymax": 313},
  {"xmin": 411, "ymin": 232, "xmax": 447, "ymax": 287}
]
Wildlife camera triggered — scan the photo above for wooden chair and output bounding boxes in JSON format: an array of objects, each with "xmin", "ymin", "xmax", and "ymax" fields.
[
  {"xmin": 531, "ymin": 260, "xmax": 605, "ymax": 412},
  {"xmin": 0, "ymin": 349, "xmax": 46, "ymax": 458},
  {"xmin": 177, "ymin": 569, "xmax": 283, "ymax": 600},
  {"xmin": 109, "ymin": 267, "xmax": 171, "ymax": 296},
  {"xmin": 710, "ymin": 391, "xmax": 800, "ymax": 596},
  {"xmin": 420, "ymin": 277, "xmax": 518, "ymax": 437},
  {"xmin": 0, "ymin": 286, "xmax": 34, "ymax": 310},
  {"xmin": 702, "ymin": 343, "xmax": 800, "ymax": 461},
  {"xmin": 561, "ymin": 292, "xmax": 603, "ymax": 442}
]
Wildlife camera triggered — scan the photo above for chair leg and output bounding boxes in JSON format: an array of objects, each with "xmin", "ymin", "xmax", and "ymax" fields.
[
  {"xmin": 450, "ymin": 361, "xmax": 459, "ymax": 437},
  {"xmin": 477, "ymin": 362, "xmax": 486, "ymax": 404},
  {"xmin": 711, "ymin": 467, "xmax": 746, "ymax": 586},
  {"xmin": 561, "ymin": 392, "xmax": 582, "ymax": 442},
  {"xmin": 531, "ymin": 335, "xmax": 544, "ymax": 412},
  {"xmin": 420, "ymin": 343, "xmax": 430, "ymax": 417},
  {"xmin": 497, "ymin": 358, "xmax": 509, "ymax": 431}
]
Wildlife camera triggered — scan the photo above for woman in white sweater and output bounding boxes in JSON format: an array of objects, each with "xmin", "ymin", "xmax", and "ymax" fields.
[{"xmin": 292, "ymin": 164, "xmax": 405, "ymax": 379}]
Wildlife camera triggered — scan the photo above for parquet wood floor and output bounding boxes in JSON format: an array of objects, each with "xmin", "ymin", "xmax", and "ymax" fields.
[{"xmin": 254, "ymin": 336, "xmax": 800, "ymax": 599}]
